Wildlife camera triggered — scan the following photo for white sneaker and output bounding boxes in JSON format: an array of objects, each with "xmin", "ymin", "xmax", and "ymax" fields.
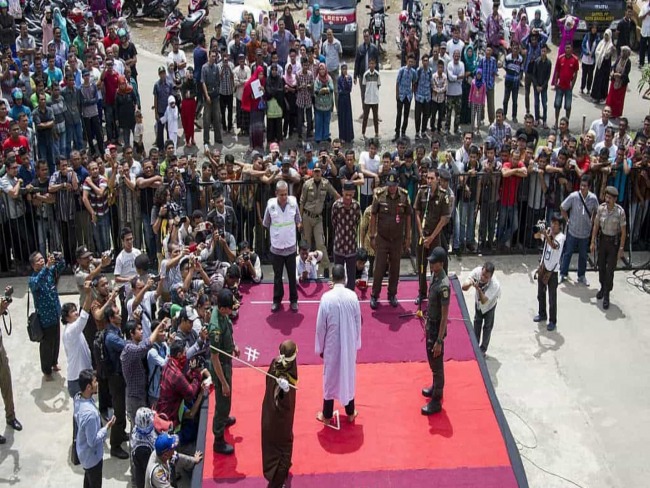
[{"xmin": 577, "ymin": 276, "xmax": 590, "ymax": 286}]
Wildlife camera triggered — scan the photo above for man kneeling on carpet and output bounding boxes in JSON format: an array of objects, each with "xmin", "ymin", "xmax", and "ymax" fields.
[
  {"xmin": 145, "ymin": 432, "xmax": 203, "ymax": 488},
  {"xmin": 315, "ymin": 265, "xmax": 362, "ymax": 425},
  {"xmin": 262, "ymin": 340, "xmax": 299, "ymax": 488},
  {"xmin": 422, "ymin": 247, "xmax": 450, "ymax": 415}
]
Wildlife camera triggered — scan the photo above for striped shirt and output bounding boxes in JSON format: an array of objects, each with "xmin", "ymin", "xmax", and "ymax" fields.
[
  {"xmin": 504, "ymin": 53, "xmax": 523, "ymax": 84},
  {"xmin": 50, "ymin": 95, "xmax": 67, "ymax": 135},
  {"xmin": 478, "ymin": 56, "xmax": 498, "ymax": 90},
  {"xmin": 82, "ymin": 175, "xmax": 109, "ymax": 216},
  {"xmin": 218, "ymin": 61, "xmax": 235, "ymax": 96}
]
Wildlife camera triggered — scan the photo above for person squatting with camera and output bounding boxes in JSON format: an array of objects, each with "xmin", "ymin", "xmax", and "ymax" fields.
[
  {"xmin": 534, "ymin": 215, "xmax": 566, "ymax": 331},
  {"xmin": 461, "ymin": 262, "xmax": 501, "ymax": 357}
]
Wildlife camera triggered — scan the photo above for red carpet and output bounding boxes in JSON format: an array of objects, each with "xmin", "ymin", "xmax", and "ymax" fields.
[
  {"xmin": 202, "ymin": 362, "xmax": 518, "ymax": 487},
  {"xmin": 234, "ymin": 280, "xmax": 475, "ymax": 366}
]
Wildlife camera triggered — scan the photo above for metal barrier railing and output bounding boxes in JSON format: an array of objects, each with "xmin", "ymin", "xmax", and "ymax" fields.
[{"xmin": 2, "ymin": 167, "xmax": 649, "ymax": 276}]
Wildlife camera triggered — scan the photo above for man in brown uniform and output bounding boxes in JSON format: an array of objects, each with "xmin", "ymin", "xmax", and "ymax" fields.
[
  {"xmin": 369, "ymin": 170, "xmax": 412, "ymax": 309},
  {"xmin": 414, "ymin": 168, "xmax": 451, "ymax": 304},
  {"xmin": 300, "ymin": 162, "xmax": 341, "ymax": 278},
  {"xmin": 590, "ymin": 186, "xmax": 626, "ymax": 310}
]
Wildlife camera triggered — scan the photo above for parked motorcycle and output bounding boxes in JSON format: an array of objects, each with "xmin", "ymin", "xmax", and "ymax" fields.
[
  {"xmin": 270, "ymin": 0, "xmax": 304, "ymax": 9},
  {"xmin": 122, "ymin": 0, "xmax": 178, "ymax": 20},
  {"xmin": 161, "ymin": 8, "xmax": 206, "ymax": 54},
  {"xmin": 366, "ymin": 4, "xmax": 389, "ymax": 53},
  {"xmin": 396, "ymin": 9, "xmax": 421, "ymax": 52}
]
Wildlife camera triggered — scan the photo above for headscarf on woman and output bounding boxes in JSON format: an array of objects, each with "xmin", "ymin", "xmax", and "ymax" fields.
[
  {"xmin": 612, "ymin": 46, "xmax": 631, "ymax": 90},
  {"xmin": 241, "ymin": 66, "xmax": 265, "ymax": 112},
  {"xmin": 317, "ymin": 62, "xmax": 329, "ymax": 85},
  {"xmin": 474, "ymin": 67, "xmax": 484, "ymax": 89},
  {"xmin": 283, "ymin": 63, "xmax": 297, "ymax": 87},
  {"xmin": 117, "ymin": 75, "xmax": 133, "ymax": 94},
  {"xmin": 310, "ymin": 4, "xmax": 321, "ymax": 24},
  {"xmin": 513, "ymin": 14, "xmax": 529, "ymax": 44},
  {"xmin": 463, "ymin": 45, "xmax": 477, "ymax": 74},
  {"xmin": 595, "ymin": 29, "xmax": 614, "ymax": 70},
  {"xmin": 131, "ymin": 407, "xmax": 157, "ymax": 452}
]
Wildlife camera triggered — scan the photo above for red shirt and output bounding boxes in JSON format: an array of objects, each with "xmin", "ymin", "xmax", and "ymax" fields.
[
  {"xmin": 2, "ymin": 135, "xmax": 29, "ymax": 154},
  {"xmin": 102, "ymin": 70, "xmax": 120, "ymax": 104},
  {"xmin": 102, "ymin": 34, "xmax": 119, "ymax": 50},
  {"xmin": 554, "ymin": 54, "xmax": 580, "ymax": 91},
  {"xmin": 500, "ymin": 161, "xmax": 524, "ymax": 206}
]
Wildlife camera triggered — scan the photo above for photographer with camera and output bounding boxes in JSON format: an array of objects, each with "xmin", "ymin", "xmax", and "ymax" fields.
[
  {"xmin": 236, "ymin": 241, "xmax": 262, "ymax": 283},
  {"xmin": 29, "ymin": 251, "xmax": 66, "ymax": 380},
  {"xmin": 127, "ymin": 276, "xmax": 164, "ymax": 339},
  {"xmin": 534, "ymin": 215, "xmax": 566, "ymax": 331},
  {"xmin": 206, "ymin": 226, "xmax": 237, "ymax": 264},
  {"xmin": 75, "ymin": 247, "xmax": 112, "ymax": 307},
  {"xmin": 462, "ymin": 263, "xmax": 501, "ymax": 356},
  {"xmin": 175, "ymin": 306, "xmax": 210, "ymax": 362},
  {"xmin": 0, "ymin": 286, "xmax": 22, "ymax": 444}
]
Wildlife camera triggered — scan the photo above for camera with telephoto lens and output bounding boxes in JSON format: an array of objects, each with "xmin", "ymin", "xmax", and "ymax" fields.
[
  {"xmin": 151, "ymin": 274, "xmax": 162, "ymax": 284},
  {"xmin": 242, "ymin": 252, "xmax": 250, "ymax": 262},
  {"xmin": 52, "ymin": 251, "xmax": 63, "ymax": 261},
  {"xmin": 534, "ymin": 220, "xmax": 546, "ymax": 234},
  {"xmin": 2, "ymin": 286, "xmax": 13, "ymax": 304}
]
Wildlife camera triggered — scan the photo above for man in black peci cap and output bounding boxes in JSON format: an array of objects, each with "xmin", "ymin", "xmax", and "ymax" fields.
[
  {"xmin": 369, "ymin": 169, "xmax": 412, "ymax": 309},
  {"xmin": 421, "ymin": 246, "xmax": 449, "ymax": 415}
]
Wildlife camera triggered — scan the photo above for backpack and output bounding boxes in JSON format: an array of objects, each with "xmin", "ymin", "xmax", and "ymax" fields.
[{"xmin": 93, "ymin": 330, "xmax": 114, "ymax": 379}]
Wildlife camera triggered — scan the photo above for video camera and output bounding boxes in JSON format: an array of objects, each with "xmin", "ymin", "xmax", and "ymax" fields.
[
  {"xmin": 534, "ymin": 220, "xmax": 547, "ymax": 234},
  {"xmin": 1, "ymin": 286, "xmax": 13, "ymax": 305}
]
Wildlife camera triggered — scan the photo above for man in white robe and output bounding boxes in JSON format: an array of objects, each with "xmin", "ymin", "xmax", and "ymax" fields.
[{"xmin": 315, "ymin": 265, "xmax": 362, "ymax": 424}]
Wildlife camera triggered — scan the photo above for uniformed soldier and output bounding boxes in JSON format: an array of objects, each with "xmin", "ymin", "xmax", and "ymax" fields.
[
  {"xmin": 299, "ymin": 162, "xmax": 341, "ymax": 278},
  {"xmin": 208, "ymin": 289, "xmax": 239, "ymax": 455},
  {"xmin": 413, "ymin": 168, "xmax": 451, "ymax": 304},
  {"xmin": 422, "ymin": 246, "xmax": 449, "ymax": 416},
  {"xmin": 369, "ymin": 169, "xmax": 412, "ymax": 309},
  {"xmin": 590, "ymin": 186, "xmax": 627, "ymax": 310}
]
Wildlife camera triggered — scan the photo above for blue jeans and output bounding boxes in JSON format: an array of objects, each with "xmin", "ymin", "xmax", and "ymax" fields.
[
  {"xmin": 93, "ymin": 213, "xmax": 112, "ymax": 252},
  {"xmin": 36, "ymin": 217, "xmax": 61, "ymax": 258},
  {"xmin": 459, "ymin": 201, "xmax": 477, "ymax": 246},
  {"xmin": 314, "ymin": 109, "xmax": 331, "ymax": 143},
  {"xmin": 66, "ymin": 120, "xmax": 84, "ymax": 155},
  {"xmin": 497, "ymin": 205, "xmax": 518, "ymax": 246},
  {"xmin": 452, "ymin": 203, "xmax": 460, "ymax": 249},
  {"xmin": 37, "ymin": 132, "xmax": 55, "ymax": 173},
  {"xmin": 560, "ymin": 232, "xmax": 589, "ymax": 278},
  {"xmin": 554, "ymin": 88, "xmax": 573, "ymax": 111},
  {"xmin": 534, "ymin": 87, "xmax": 548, "ymax": 123},
  {"xmin": 54, "ymin": 132, "xmax": 67, "ymax": 161}
]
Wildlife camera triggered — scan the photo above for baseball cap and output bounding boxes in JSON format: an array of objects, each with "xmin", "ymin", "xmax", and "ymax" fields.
[
  {"xmin": 155, "ymin": 433, "xmax": 179, "ymax": 455},
  {"xmin": 427, "ymin": 246, "xmax": 447, "ymax": 264},
  {"xmin": 107, "ymin": 143, "xmax": 117, "ymax": 151},
  {"xmin": 76, "ymin": 246, "xmax": 93, "ymax": 259},
  {"xmin": 281, "ymin": 156, "xmax": 292, "ymax": 166},
  {"xmin": 82, "ymin": 69, "xmax": 90, "ymax": 76},
  {"xmin": 386, "ymin": 169, "xmax": 399, "ymax": 186},
  {"xmin": 304, "ymin": 143, "xmax": 313, "ymax": 152},
  {"xmin": 158, "ymin": 66, "xmax": 166, "ymax": 73},
  {"xmin": 270, "ymin": 142, "xmax": 280, "ymax": 153},
  {"xmin": 84, "ymin": 10, "xmax": 93, "ymax": 18},
  {"xmin": 343, "ymin": 181, "xmax": 356, "ymax": 192},
  {"xmin": 605, "ymin": 185, "xmax": 619, "ymax": 198}
]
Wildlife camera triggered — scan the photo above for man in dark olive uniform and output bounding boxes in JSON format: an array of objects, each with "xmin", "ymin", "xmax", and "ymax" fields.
[
  {"xmin": 422, "ymin": 246, "xmax": 450, "ymax": 416},
  {"xmin": 369, "ymin": 170, "xmax": 412, "ymax": 309},
  {"xmin": 414, "ymin": 168, "xmax": 451, "ymax": 304}
]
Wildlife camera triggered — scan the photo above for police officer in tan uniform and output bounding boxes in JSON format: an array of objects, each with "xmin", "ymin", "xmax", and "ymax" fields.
[
  {"xmin": 299, "ymin": 162, "xmax": 340, "ymax": 278},
  {"xmin": 590, "ymin": 186, "xmax": 626, "ymax": 310},
  {"xmin": 369, "ymin": 170, "xmax": 412, "ymax": 309},
  {"xmin": 414, "ymin": 168, "xmax": 451, "ymax": 305}
]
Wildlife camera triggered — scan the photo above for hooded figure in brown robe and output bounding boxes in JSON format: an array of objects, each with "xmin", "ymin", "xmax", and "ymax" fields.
[{"xmin": 261, "ymin": 340, "xmax": 298, "ymax": 488}]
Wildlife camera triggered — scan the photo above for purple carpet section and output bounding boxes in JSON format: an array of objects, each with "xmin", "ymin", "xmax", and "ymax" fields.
[
  {"xmin": 232, "ymin": 281, "xmax": 475, "ymax": 367},
  {"xmin": 202, "ymin": 466, "xmax": 518, "ymax": 488}
]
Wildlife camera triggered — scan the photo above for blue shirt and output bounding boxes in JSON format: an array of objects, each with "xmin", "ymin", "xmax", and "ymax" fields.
[
  {"xmin": 415, "ymin": 66, "xmax": 433, "ymax": 103},
  {"xmin": 18, "ymin": 163, "xmax": 35, "ymax": 185},
  {"xmin": 504, "ymin": 53, "xmax": 523, "ymax": 84},
  {"xmin": 609, "ymin": 158, "xmax": 633, "ymax": 203},
  {"xmin": 521, "ymin": 33, "xmax": 548, "ymax": 72},
  {"xmin": 396, "ymin": 66, "xmax": 416, "ymax": 101},
  {"xmin": 28, "ymin": 261, "xmax": 66, "ymax": 328},
  {"xmin": 478, "ymin": 56, "xmax": 498, "ymax": 90},
  {"xmin": 193, "ymin": 46, "xmax": 208, "ymax": 83},
  {"xmin": 9, "ymin": 104, "xmax": 32, "ymax": 125},
  {"xmin": 74, "ymin": 394, "xmax": 108, "ymax": 469},
  {"xmin": 105, "ymin": 325, "xmax": 126, "ymax": 375}
]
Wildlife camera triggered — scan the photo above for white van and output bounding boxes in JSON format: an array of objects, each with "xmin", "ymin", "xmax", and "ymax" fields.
[{"xmin": 221, "ymin": 0, "xmax": 272, "ymax": 37}]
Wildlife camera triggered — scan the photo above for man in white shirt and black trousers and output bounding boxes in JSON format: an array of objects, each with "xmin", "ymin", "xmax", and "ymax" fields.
[
  {"xmin": 462, "ymin": 262, "xmax": 501, "ymax": 356},
  {"xmin": 534, "ymin": 215, "xmax": 566, "ymax": 331}
]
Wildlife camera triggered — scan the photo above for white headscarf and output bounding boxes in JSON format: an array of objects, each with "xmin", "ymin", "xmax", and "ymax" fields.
[{"xmin": 595, "ymin": 29, "xmax": 613, "ymax": 70}]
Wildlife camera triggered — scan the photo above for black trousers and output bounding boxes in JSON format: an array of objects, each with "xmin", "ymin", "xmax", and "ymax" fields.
[
  {"xmin": 598, "ymin": 234, "xmax": 618, "ymax": 293},
  {"xmin": 537, "ymin": 272, "xmax": 558, "ymax": 323},
  {"xmin": 395, "ymin": 97, "xmax": 411, "ymax": 135},
  {"xmin": 297, "ymin": 106, "xmax": 313, "ymax": 137},
  {"xmin": 40, "ymin": 324, "xmax": 60, "ymax": 375},
  {"xmin": 60, "ymin": 219, "xmax": 77, "ymax": 266},
  {"xmin": 425, "ymin": 323, "xmax": 444, "ymax": 399},
  {"xmin": 414, "ymin": 100, "xmax": 430, "ymax": 133},
  {"xmin": 271, "ymin": 251, "xmax": 298, "ymax": 304},
  {"xmin": 83, "ymin": 116, "xmax": 104, "ymax": 155},
  {"xmin": 323, "ymin": 398, "xmax": 355, "ymax": 419},
  {"xmin": 107, "ymin": 374, "xmax": 127, "ymax": 449},
  {"xmin": 334, "ymin": 254, "xmax": 356, "ymax": 290},
  {"xmin": 416, "ymin": 237, "xmax": 436, "ymax": 299},
  {"xmin": 98, "ymin": 376, "xmax": 112, "ymax": 412},
  {"xmin": 84, "ymin": 460, "xmax": 103, "ymax": 488},
  {"xmin": 213, "ymin": 363, "xmax": 232, "ymax": 439},
  {"xmin": 220, "ymin": 93, "xmax": 234, "ymax": 131},
  {"xmin": 474, "ymin": 305, "xmax": 497, "ymax": 353},
  {"xmin": 581, "ymin": 63, "xmax": 595, "ymax": 92},
  {"xmin": 430, "ymin": 100, "xmax": 445, "ymax": 131}
]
